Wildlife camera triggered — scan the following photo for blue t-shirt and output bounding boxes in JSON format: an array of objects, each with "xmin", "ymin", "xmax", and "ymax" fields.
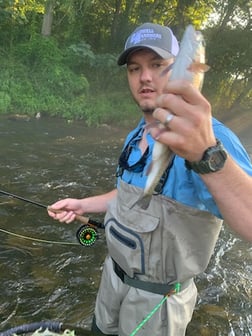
[{"xmin": 116, "ymin": 118, "xmax": 252, "ymax": 218}]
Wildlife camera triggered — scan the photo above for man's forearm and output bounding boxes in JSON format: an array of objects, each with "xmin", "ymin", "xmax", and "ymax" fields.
[
  {"xmin": 81, "ymin": 189, "xmax": 118, "ymax": 214},
  {"xmin": 202, "ymin": 156, "xmax": 252, "ymax": 241}
]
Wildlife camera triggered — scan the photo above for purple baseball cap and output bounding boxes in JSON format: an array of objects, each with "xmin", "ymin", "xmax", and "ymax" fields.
[{"xmin": 117, "ymin": 22, "xmax": 179, "ymax": 65}]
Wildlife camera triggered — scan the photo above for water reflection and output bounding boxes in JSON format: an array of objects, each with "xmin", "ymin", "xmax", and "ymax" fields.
[{"xmin": 0, "ymin": 117, "xmax": 251, "ymax": 335}]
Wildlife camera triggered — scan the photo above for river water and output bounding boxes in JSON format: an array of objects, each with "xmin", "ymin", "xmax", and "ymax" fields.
[{"xmin": 0, "ymin": 117, "xmax": 251, "ymax": 335}]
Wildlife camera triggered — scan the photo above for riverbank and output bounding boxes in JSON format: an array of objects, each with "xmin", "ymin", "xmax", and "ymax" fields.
[{"xmin": 3, "ymin": 107, "xmax": 251, "ymax": 138}]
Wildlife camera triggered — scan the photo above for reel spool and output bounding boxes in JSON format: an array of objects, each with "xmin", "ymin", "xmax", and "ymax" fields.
[{"xmin": 76, "ymin": 225, "xmax": 98, "ymax": 247}]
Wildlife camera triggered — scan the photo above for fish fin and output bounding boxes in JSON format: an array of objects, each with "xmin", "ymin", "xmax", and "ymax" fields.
[
  {"xmin": 130, "ymin": 194, "xmax": 152, "ymax": 210},
  {"xmin": 188, "ymin": 62, "xmax": 210, "ymax": 73}
]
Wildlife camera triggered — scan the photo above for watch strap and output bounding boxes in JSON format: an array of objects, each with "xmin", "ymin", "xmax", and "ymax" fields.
[{"xmin": 185, "ymin": 158, "xmax": 213, "ymax": 174}]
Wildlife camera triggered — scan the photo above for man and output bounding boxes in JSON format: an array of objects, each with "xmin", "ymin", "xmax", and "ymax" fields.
[{"xmin": 48, "ymin": 23, "xmax": 252, "ymax": 335}]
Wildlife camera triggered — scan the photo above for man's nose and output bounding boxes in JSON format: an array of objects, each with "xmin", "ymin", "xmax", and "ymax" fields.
[{"xmin": 140, "ymin": 68, "xmax": 152, "ymax": 82}]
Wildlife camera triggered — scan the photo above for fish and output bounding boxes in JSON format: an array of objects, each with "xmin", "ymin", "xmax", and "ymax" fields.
[{"xmin": 135, "ymin": 25, "xmax": 209, "ymax": 209}]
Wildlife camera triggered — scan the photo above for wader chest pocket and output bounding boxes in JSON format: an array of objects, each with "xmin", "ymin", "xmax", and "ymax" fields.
[{"xmin": 105, "ymin": 214, "xmax": 159, "ymax": 278}]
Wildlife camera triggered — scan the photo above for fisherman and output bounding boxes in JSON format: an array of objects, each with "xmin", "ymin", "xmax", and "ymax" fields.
[{"xmin": 48, "ymin": 23, "xmax": 252, "ymax": 335}]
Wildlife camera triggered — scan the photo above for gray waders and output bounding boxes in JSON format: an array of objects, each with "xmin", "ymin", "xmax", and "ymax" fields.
[{"xmin": 93, "ymin": 182, "xmax": 222, "ymax": 335}]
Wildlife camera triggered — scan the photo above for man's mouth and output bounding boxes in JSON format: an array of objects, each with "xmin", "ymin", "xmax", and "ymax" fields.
[{"xmin": 139, "ymin": 88, "xmax": 155, "ymax": 95}]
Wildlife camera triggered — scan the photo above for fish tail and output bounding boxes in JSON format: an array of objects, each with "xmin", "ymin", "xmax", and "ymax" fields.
[{"xmin": 130, "ymin": 194, "xmax": 152, "ymax": 210}]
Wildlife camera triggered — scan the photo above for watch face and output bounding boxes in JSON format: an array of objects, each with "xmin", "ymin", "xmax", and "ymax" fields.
[{"xmin": 209, "ymin": 151, "xmax": 226, "ymax": 171}]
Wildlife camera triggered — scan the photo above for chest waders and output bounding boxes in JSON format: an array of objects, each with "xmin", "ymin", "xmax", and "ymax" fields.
[{"xmin": 93, "ymin": 182, "xmax": 222, "ymax": 336}]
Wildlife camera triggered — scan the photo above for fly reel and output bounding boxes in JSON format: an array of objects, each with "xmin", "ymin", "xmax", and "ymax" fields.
[{"xmin": 76, "ymin": 225, "xmax": 98, "ymax": 247}]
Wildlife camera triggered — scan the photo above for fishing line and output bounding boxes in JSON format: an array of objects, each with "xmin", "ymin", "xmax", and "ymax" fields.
[
  {"xmin": 129, "ymin": 283, "xmax": 181, "ymax": 336},
  {"xmin": 0, "ymin": 228, "xmax": 79, "ymax": 246}
]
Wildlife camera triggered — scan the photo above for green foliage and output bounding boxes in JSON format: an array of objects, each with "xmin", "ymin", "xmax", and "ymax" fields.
[
  {"xmin": 0, "ymin": 0, "xmax": 250, "ymax": 125},
  {"xmin": 83, "ymin": 92, "xmax": 137, "ymax": 127},
  {"xmin": 16, "ymin": 33, "xmax": 63, "ymax": 66},
  {"xmin": 0, "ymin": 35, "xmax": 89, "ymax": 117},
  {"xmin": 0, "ymin": 31, "xmax": 134, "ymax": 125},
  {"xmin": 0, "ymin": 91, "xmax": 11, "ymax": 113},
  {"xmin": 67, "ymin": 41, "xmax": 121, "ymax": 92},
  {"xmin": 204, "ymin": 26, "xmax": 252, "ymax": 114}
]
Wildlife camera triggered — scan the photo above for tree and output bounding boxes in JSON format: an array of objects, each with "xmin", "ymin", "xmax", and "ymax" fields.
[
  {"xmin": 41, "ymin": 0, "xmax": 55, "ymax": 36},
  {"xmin": 203, "ymin": 0, "xmax": 252, "ymax": 116}
]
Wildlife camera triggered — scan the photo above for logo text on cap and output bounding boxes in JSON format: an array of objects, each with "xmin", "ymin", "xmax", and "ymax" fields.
[{"xmin": 129, "ymin": 29, "xmax": 162, "ymax": 45}]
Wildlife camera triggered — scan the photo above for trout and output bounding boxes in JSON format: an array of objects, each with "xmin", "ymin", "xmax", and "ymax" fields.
[{"xmin": 137, "ymin": 25, "xmax": 209, "ymax": 209}]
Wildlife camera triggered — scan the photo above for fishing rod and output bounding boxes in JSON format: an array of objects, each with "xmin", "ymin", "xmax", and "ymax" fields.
[{"xmin": 0, "ymin": 189, "xmax": 104, "ymax": 247}]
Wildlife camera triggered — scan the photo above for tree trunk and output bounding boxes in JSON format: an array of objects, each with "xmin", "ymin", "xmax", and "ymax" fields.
[{"xmin": 41, "ymin": 0, "xmax": 55, "ymax": 37}]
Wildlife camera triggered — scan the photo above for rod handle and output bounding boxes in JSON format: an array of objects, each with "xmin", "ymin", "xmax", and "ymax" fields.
[{"xmin": 47, "ymin": 206, "xmax": 103, "ymax": 228}]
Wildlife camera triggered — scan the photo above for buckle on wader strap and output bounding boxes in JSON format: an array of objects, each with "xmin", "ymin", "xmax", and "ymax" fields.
[{"xmin": 113, "ymin": 260, "xmax": 191, "ymax": 295}]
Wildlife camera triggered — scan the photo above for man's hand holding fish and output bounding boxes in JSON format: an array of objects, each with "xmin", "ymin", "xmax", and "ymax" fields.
[
  {"xmin": 151, "ymin": 79, "xmax": 216, "ymax": 162},
  {"xmin": 150, "ymin": 75, "xmax": 252, "ymax": 242}
]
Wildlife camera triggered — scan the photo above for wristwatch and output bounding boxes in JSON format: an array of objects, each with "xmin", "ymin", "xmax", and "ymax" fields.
[{"xmin": 185, "ymin": 139, "xmax": 227, "ymax": 174}]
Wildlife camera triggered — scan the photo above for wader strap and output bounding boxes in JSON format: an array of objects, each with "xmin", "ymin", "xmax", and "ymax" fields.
[{"xmin": 113, "ymin": 260, "xmax": 191, "ymax": 295}]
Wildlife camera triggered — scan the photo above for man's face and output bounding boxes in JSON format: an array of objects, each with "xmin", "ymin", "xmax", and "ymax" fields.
[{"xmin": 127, "ymin": 49, "xmax": 173, "ymax": 121}]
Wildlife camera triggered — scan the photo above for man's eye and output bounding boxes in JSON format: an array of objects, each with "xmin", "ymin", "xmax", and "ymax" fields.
[
  {"xmin": 152, "ymin": 63, "xmax": 162, "ymax": 68},
  {"xmin": 128, "ymin": 66, "xmax": 139, "ymax": 73}
]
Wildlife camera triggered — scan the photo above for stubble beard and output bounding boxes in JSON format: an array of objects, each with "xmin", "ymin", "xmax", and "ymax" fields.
[
  {"xmin": 138, "ymin": 101, "xmax": 155, "ymax": 115},
  {"xmin": 131, "ymin": 93, "xmax": 155, "ymax": 115},
  {"xmin": 142, "ymin": 107, "xmax": 154, "ymax": 114}
]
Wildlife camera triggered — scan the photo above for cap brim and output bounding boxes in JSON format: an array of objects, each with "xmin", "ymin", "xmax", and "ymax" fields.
[{"xmin": 117, "ymin": 46, "xmax": 173, "ymax": 65}]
